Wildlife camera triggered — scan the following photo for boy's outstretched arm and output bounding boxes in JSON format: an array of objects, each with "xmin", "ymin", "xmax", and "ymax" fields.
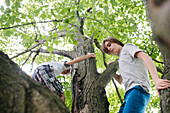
[
  {"xmin": 65, "ymin": 53, "xmax": 96, "ymax": 65},
  {"xmin": 135, "ymin": 51, "xmax": 170, "ymax": 95}
]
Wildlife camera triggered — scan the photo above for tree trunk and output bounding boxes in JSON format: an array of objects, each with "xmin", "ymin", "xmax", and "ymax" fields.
[
  {"xmin": 143, "ymin": 0, "xmax": 170, "ymax": 112},
  {"xmin": 71, "ymin": 37, "xmax": 119, "ymax": 113},
  {"xmin": 0, "ymin": 51, "xmax": 70, "ymax": 113},
  {"xmin": 160, "ymin": 51, "xmax": 170, "ymax": 113}
]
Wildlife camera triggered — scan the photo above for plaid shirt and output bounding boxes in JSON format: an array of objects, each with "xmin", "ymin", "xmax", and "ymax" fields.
[{"xmin": 32, "ymin": 65, "xmax": 63, "ymax": 96}]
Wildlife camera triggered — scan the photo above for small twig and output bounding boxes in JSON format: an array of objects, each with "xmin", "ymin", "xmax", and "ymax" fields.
[
  {"xmin": 112, "ymin": 79, "xmax": 123, "ymax": 104},
  {"xmin": 94, "ymin": 38, "xmax": 107, "ymax": 67},
  {"xmin": 0, "ymin": 19, "xmax": 63, "ymax": 30},
  {"xmin": 21, "ymin": 51, "xmax": 33, "ymax": 68},
  {"xmin": 30, "ymin": 49, "xmax": 40, "ymax": 72},
  {"xmin": 10, "ymin": 42, "xmax": 43, "ymax": 59}
]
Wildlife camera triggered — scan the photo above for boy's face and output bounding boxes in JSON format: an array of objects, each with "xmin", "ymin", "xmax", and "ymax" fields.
[{"xmin": 104, "ymin": 41, "xmax": 122, "ymax": 55}]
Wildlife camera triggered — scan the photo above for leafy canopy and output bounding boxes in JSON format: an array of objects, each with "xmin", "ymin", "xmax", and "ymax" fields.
[{"xmin": 0, "ymin": 0, "xmax": 162, "ymax": 112}]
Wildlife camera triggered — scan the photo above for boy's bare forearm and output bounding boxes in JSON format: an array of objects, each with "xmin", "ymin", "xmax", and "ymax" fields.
[
  {"xmin": 66, "ymin": 55, "xmax": 89, "ymax": 65},
  {"xmin": 66, "ymin": 53, "xmax": 95, "ymax": 65}
]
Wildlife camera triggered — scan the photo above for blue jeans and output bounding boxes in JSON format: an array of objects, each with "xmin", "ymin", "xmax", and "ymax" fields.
[{"xmin": 118, "ymin": 85, "xmax": 150, "ymax": 113}]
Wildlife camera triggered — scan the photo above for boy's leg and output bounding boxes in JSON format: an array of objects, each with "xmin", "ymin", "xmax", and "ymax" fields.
[{"xmin": 122, "ymin": 86, "xmax": 150, "ymax": 113}]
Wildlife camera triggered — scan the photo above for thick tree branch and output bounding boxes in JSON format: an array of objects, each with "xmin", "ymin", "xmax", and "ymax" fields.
[
  {"xmin": 0, "ymin": 50, "xmax": 70, "ymax": 113},
  {"xmin": 75, "ymin": 0, "xmax": 85, "ymax": 35},
  {"xmin": 99, "ymin": 61, "xmax": 119, "ymax": 87}
]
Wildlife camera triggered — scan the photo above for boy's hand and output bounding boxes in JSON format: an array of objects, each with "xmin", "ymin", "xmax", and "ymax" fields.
[
  {"xmin": 154, "ymin": 78, "xmax": 170, "ymax": 95},
  {"xmin": 87, "ymin": 53, "xmax": 96, "ymax": 58}
]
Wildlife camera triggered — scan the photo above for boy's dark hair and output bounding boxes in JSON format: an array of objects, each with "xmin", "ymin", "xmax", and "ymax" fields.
[{"xmin": 101, "ymin": 37, "xmax": 124, "ymax": 54}]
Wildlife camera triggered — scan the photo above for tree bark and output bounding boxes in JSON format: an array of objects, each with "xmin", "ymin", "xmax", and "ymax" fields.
[
  {"xmin": 0, "ymin": 50, "xmax": 70, "ymax": 113},
  {"xmin": 71, "ymin": 37, "xmax": 119, "ymax": 113},
  {"xmin": 143, "ymin": 0, "xmax": 170, "ymax": 112}
]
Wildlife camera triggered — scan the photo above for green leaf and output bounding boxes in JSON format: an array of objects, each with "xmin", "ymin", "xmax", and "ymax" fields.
[
  {"xmin": 40, "ymin": 13, "xmax": 46, "ymax": 19},
  {"xmin": 58, "ymin": 25, "xmax": 63, "ymax": 31},
  {"xmin": 35, "ymin": 11, "xmax": 39, "ymax": 16},
  {"xmin": 9, "ymin": 16, "xmax": 15, "ymax": 24},
  {"xmin": 5, "ymin": 0, "xmax": 10, "ymax": 6},
  {"xmin": 64, "ymin": 19, "xmax": 69, "ymax": 23},
  {"xmin": 70, "ymin": 34, "xmax": 78, "ymax": 45},
  {"xmin": 4, "ymin": 30, "xmax": 13, "ymax": 37},
  {"xmin": 53, "ymin": 32, "xmax": 58, "ymax": 37},
  {"xmin": 104, "ymin": 6, "xmax": 109, "ymax": 12},
  {"xmin": 99, "ymin": 3, "xmax": 103, "ymax": 8},
  {"xmin": 47, "ymin": 47, "xmax": 54, "ymax": 53},
  {"xmin": 66, "ymin": 27, "xmax": 69, "ymax": 38},
  {"xmin": 45, "ymin": 41, "xmax": 49, "ymax": 47},
  {"xmin": 97, "ymin": 11, "xmax": 103, "ymax": 17},
  {"xmin": 15, "ymin": 18, "xmax": 21, "ymax": 22},
  {"xmin": 129, "ymin": 18, "xmax": 135, "ymax": 23},
  {"xmin": 54, "ymin": 39, "xmax": 59, "ymax": 45},
  {"xmin": 50, "ymin": 9, "xmax": 55, "ymax": 16},
  {"xmin": 15, "ymin": 2, "xmax": 21, "ymax": 8},
  {"xmin": 60, "ymin": 9, "xmax": 66, "ymax": 15},
  {"xmin": 104, "ymin": 0, "xmax": 108, "ymax": 4},
  {"xmin": 0, "ymin": 6, "xmax": 4, "ymax": 12},
  {"xmin": 28, "ymin": 14, "xmax": 33, "ymax": 19},
  {"xmin": 110, "ymin": 0, "xmax": 117, "ymax": 8}
]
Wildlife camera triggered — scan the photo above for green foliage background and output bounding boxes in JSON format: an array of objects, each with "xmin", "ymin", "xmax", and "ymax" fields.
[{"xmin": 0, "ymin": 0, "xmax": 162, "ymax": 112}]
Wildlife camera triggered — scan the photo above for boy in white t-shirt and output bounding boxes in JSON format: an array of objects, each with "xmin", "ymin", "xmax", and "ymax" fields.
[
  {"xmin": 32, "ymin": 53, "xmax": 96, "ymax": 102},
  {"xmin": 102, "ymin": 37, "xmax": 170, "ymax": 113}
]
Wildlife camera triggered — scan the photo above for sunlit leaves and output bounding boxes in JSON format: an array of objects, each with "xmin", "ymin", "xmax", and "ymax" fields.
[
  {"xmin": 106, "ymin": 82, "xmax": 125, "ymax": 113},
  {"xmin": 0, "ymin": 0, "xmax": 162, "ymax": 112},
  {"xmin": 47, "ymin": 47, "xmax": 54, "ymax": 53},
  {"xmin": 110, "ymin": 0, "xmax": 118, "ymax": 9},
  {"xmin": 40, "ymin": 13, "xmax": 46, "ymax": 19}
]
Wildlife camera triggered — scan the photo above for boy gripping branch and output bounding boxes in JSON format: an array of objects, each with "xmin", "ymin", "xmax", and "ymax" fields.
[{"xmin": 32, "ymin": 53, "xmax": 96, "ymax": 102}]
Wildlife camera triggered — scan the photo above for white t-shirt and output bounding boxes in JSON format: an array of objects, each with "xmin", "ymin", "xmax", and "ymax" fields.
[
  {"xmin": 39, "ymin": 62, "xmax": 68, "ymax": 77},
  {"xmin": 119, "ymin": 43, "xmax": 151, "ymax": 92}
]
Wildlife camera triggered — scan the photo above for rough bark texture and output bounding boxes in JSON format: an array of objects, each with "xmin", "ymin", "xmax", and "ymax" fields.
[
  {"xmin": 71, "ymin": 37, "xmax": 119, "ymax": 113},
  {"xmin": 160, "ymin": 52, "xmax": 170, "ymax": 113},
  {"xmin": 0, "ymin": 50, "xmax": 70, "ymax": 113},
  {"xmin": 143, "ymin": 0, "xmax": 170, "ymax": 112}
]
